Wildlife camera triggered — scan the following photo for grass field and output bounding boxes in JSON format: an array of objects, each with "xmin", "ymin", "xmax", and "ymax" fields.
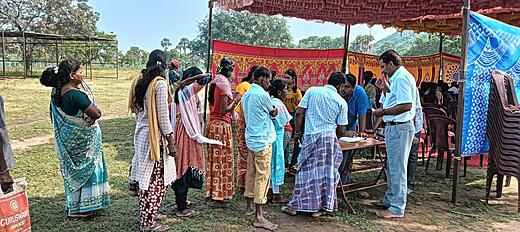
[{"xmin": 1, "ymin": 77, "xmax": 519, "ymax": 231}]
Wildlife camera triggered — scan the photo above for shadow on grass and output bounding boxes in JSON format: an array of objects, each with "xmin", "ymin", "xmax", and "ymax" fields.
[
  {"xmin": 27, "ymin": 174, "xmax": 260, "ymax": 232},
  {"xmin": 28, "ymin": 176, "xmax": 140, "ymax": 232}
]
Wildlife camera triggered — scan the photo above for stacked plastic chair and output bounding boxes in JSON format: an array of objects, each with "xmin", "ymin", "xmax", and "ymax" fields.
[{"xmin": 486, "ymin": 70, "xmax": 520, "ymax": 212}]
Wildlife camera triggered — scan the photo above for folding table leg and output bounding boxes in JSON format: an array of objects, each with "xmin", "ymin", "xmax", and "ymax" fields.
[
  {"xmin": 338, "ymin": 176, "xmax": 357, "ymax": 214},
  {"xmin": 338, "ymin": 149, "xmax": 357, "ymax": 214},
  {"xmin": 505, "ymin": 176, "xmax": 511, "ymax": 187}
]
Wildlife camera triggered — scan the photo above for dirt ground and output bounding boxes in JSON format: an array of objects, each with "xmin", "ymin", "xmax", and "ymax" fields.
[{"xmin": 258, "ymin": 166, "xmax": 519, "ymax": 232}]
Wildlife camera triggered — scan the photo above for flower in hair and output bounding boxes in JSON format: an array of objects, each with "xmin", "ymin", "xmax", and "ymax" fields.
[{"xmin": 53, "ymin": 67, "xmax": 59, "ymax": 74}]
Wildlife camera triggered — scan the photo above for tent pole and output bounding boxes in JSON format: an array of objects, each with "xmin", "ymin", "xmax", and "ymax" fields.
[
  {"xmin": 55, "ymin": 41, "xmax": 59, "ymax": 65},
  {"xmin": 116, "ymin": 40, "xmax": 119, "ymax": 79},
  {"xmin": 88, "ymin": 37, "xmax": 93, "ymax": 80},
  {"xmin": 2, "ymin": 31, "xmax": 6, "ymax": 79},
  {"xmin": 438, "ymin": 33, "xmax": 444, "ymax": 81},
  {"xmin": 203, "ymin": 0, "xmax": 215, "ymax": 123},
  {"xmin": 452, "ymin": 0, "xmax": 471, "ymax": 204},
  {"xmin": 22, "ymin": 31, "xmax": 27, "ymax": 79},
  {"xmin": 342, "ymin": 25, "xmax": 351, "ymax": 73}
]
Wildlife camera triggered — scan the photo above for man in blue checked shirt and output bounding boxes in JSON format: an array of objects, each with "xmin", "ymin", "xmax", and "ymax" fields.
[
  {"xmin": 372, "ymin": 50, "xmax": 417, "ymax": 219},
  {"xmin": 344, "ymin": 73, "xmax": 369, "ymax": 134}
]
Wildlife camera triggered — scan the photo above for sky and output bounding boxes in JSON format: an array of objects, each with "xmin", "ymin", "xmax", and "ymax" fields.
[{"xmin": 90, "ymin": 0, "xmax": 397, "ymax": 52}]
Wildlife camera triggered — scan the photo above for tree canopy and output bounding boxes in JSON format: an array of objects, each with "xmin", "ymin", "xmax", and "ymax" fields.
[
  {"xmin": 186, "ymin": 10, "xmax": 294, "ymax": 68},
  {"xmin": 297, "ymin": 36, "xmax": 343, "ymax": 49},
  {"xmin": 349, "ymin": 35, "xmax": 375, "ymax": 54}
]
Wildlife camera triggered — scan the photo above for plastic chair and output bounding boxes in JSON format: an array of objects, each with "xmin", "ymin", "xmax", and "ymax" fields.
[
  {"xmin": 424, "ymin": 115, "xmax": 467, "ymax": 178},
  {"xmin": 485, "ymin": 71, "xmax": 520, "ymax": 212},
  {"xmin": 421, "ymin": 106, "xmax": 448, "ymax": 164}
]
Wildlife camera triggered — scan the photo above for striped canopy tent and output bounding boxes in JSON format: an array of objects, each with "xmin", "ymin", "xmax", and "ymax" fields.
[
  {"xmin": 213, "ymin": 0, "xmax": 520, "ymax": 27},
  {"xmin": 377, "ymin": 7, "xmax": 520, "ymax": 34},
  {"xmin": 206, "ymin": 0, "xmax": 520, "ymax": 203}
]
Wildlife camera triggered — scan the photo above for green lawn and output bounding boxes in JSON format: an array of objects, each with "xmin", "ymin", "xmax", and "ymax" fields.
[
  {"xmin": 3, "ymin": 77, "xmax": 520, "ymax": 231},
  {"xmin": 1, "ymin": 73, "xmax": 139, "ymax": 140}
]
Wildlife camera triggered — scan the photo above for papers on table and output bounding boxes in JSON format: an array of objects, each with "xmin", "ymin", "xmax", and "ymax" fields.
[{"xmin": 339, "ymin": 136, "xmax": 366, "ymax": 143}]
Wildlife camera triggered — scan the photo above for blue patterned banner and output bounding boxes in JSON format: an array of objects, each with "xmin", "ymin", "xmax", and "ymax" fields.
[{"xmin": 462, "ymin": 12, "xmax": 520, "ymax": 156}]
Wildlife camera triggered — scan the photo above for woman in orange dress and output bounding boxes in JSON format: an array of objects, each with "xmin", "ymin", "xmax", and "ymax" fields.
[
  {"xmin": 234, "ymin": 65, "xmax": 259, "ymax": 191},
  {"xmin": 205, "ymin": 57, "xmax": 238, "ymax": 204}
]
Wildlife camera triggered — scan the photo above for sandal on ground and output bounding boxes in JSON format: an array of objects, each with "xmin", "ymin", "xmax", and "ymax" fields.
[
  {"xmin": 281, "ymin": 206, "xmax": 297, "ymax": 216},
  {"xmin": 174, "ymin": 200, "xmax": 193, "ymax": 210},
  {"xmin": 311, "ymin": 210, "xmax": 328, "ymax": 218},
  {"xmin": 370, "ymin": 199, "xmax": 388, "ymax": 208},
  {"xmin": 175, "ymin": 209, "xmax": 201, "ymax": 218},
  {"xmin": 155, "ymin": 213, "xmax": 169, "ymax": 221},
  {"xmin": 140, "ymin": 222, "xmax": 169, "ymax": 232},
  {"xmin": 376, "ymin": 210, "xmax": 404, "ymax": 219}
]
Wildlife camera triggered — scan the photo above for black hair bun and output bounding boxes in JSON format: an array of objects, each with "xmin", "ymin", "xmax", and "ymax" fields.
[{"xmin": 40, "ymin": 67, "xmax": 60, "ymax": 87}]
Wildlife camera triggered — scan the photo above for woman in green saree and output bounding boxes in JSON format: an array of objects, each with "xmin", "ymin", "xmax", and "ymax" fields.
[{"xmin": 40, "ymin": 58, "xmax": 110, "ymax": 218}]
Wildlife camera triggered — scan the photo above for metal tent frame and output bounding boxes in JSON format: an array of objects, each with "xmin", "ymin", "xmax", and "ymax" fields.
[{"xmin": 0, "ymin": 31, "xmax": 119, "ymax": 79}]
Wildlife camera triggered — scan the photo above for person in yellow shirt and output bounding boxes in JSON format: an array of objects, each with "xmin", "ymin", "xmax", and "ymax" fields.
[
  {"xmin": 235, "ymin": 65, "xmax": 259, "ymax": 192},
  {"xmin": 282, "ymin": 69, "xmax": 303, "ymax": 173}
]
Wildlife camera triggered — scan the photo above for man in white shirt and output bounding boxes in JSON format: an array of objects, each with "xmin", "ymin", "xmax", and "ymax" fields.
[
  {"xmin": 373, "ymin": 50, "xmax": 417, "ymax": 219},
  {"xmin": 281, "ymin": 72, "xmax": 354, "ymax": 218}
]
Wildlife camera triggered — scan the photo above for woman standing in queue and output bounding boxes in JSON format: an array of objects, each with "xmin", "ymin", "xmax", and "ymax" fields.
[
  {"xmin": 234, "ymin": 65, "xmax": 259, "ymax": 192},
  {"xmin": 205, "ymin": 57, "xmax": 238, "ymax": 205},
  {"xmin": 129, "ymin": 50, "xmax": 177, "ymax": 231},
  {"xmin": 40, "ymin": 58, "xmax": 110, "ymax": 218},
  {"xmin": 171, "ymin": 66, "xmax": 220, "ymax": 217}
]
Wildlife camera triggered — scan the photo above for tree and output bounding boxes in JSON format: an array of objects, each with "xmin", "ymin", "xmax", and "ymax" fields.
[
  {"xmin": 0, "ymin": 0, "xmax": 116, "ymax": 72},
  {"xmin": 349, "ymin": 35, "xmax": 375, "ymax": 53},
  {"xmin": 121, "ymin": 47, "xmax": 148, "ymax": 68},
  {"xmin": 404, "ymin": 35, "xmax": 461, "ymax": 56},
  {"xmin": 297, "ymin": 36, "xmax": 344, "ymax": 49},
  {"xmin": 176, "ymin": 37, "xmax": 190, "ymax": 67},
  {"xmin": 378, "ymin": 42, "xmax": 396, "ymax": 52},
  {"xmin": 160, "ymin": 38, "xmax": 172, "ymax": 52},
  {"xmin": 188, "ymin": 10, "xmax": 294, "ymax": 67}
]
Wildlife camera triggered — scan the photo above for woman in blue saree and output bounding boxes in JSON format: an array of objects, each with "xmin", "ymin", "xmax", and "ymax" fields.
[{"xmin": 40, "ymin": 58, "xmax": 110, "ymax": 218}]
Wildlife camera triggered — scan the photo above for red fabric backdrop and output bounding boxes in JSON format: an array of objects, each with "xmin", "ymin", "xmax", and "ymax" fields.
[{"xmin": 211, "ymin": 40, "xmax": 461, "ymax": 90}]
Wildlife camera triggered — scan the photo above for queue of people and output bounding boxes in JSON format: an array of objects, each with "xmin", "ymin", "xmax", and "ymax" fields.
[{"xmin": 32, "ymin": 49, "xmax": 426, "ymax": 231}]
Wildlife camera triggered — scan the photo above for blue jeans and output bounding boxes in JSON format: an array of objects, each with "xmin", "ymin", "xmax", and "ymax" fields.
[
  {"xmin": 407, "ymin": 132, "xmax": 421, "ymax": 189},
  {"xmin": 383, "ymin": 121, "xmax": 414, "ymax": 216},
  {"xmin": 339, "ymin": 151, "xmax": 353, "ymax": 183}
]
